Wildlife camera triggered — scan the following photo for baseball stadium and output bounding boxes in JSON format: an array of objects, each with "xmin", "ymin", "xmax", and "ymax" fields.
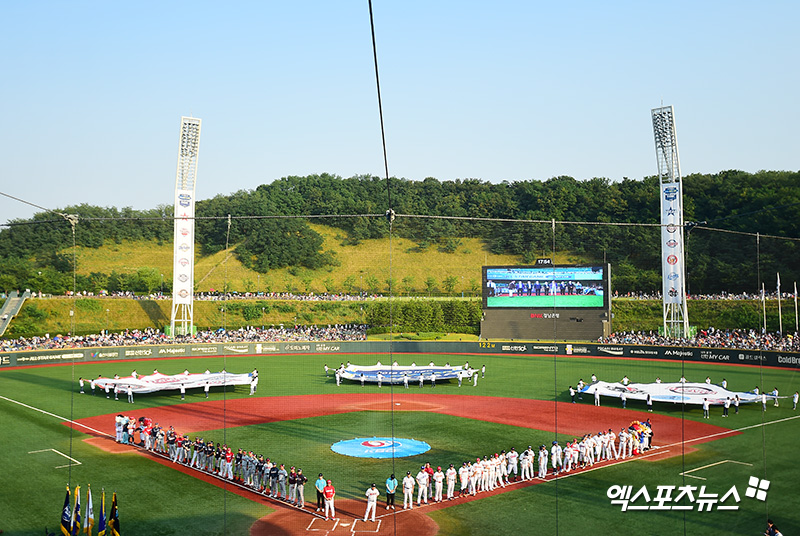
[{"xmin": 2, "ymin": 5, "xmax": 800, "ymax": 536}]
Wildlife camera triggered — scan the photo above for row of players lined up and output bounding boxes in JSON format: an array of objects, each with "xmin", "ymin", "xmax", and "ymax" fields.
[
  {"xmin": 390, "ymin": 421, "xmax": 654, "ymax": 512},
  {"xmin": 113, "ymin": 415, "xmax": 314, "ymax": 507}
]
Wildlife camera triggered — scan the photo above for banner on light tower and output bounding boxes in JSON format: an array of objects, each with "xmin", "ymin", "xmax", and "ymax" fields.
[
  {"xmin": 170, "ymin": 116, "xmax": 201, "ymax": 336},
  {"xmin": 661, "ymin": 190, "xmax": 684, "ymax": 305},
  {"xmin": 652, "ymin": 105, "xmax": 689, "ymax": 337}
]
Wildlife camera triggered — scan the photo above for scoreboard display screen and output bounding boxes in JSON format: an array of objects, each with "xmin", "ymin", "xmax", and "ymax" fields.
[{"xmin": 483, "ymin": 265, "xmax": 607, "ymax": 309}]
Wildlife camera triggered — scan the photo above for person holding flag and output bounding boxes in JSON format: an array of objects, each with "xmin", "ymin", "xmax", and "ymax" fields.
[
  {"xmin": 70, "ymin": 485, "xmax": 81, "ymax": 536},
  {"xmin": 97, "ymin": 490, "xmax": 107, "ymax": 536},
  {"xmin": 60, "ymin": 486, "xmax": 71, "ymax": 536},
  {"xmin": 83, "ymin": 486, "xmax": 94, "ymax": 535}
]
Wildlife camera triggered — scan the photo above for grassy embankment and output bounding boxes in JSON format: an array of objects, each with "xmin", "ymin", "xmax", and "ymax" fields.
[{"xmin": 6, "ymin": 223, "xmax": 795, "ymax": 337}]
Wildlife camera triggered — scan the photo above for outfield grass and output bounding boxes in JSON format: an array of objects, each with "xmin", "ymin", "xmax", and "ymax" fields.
[{"xmin": 1, "ymin": 350, "xmax": 798, "ymax": 535}]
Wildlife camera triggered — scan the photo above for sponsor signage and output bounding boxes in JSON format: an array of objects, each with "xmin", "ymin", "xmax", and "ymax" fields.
[
  {"xmin": 16, "ymin": 352, "xmax": 83, "ymax": 363},
  {"xmin": 285, "ymin": 344, "xmax": 312, "ymax": 352},
  {"xmin": 597, "ymin": 346, "xmax": 624, "ymax": 356},
  {"xmin": 124, "ymin": 349, "xmax": 153, "ymax": 357},
  {"xmin": 191, "ymin": 345, "xmax": 218, "ymax": 354},
  {"xmin": 2, "ymin": 342, "xmax": 798, "ymax": 371},
  {"xmin": 158, "ymin": 347, "xmax": 186, "ymax": 355},
  {"xmin": 90, "ymin": 350, "xmax": 120, "ymax": 359},
  {"xmin": 223, "ymin": 344, "xmax": 249, "ymax": 354}
]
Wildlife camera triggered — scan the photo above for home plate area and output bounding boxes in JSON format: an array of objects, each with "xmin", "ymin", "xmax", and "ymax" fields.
[
  {"xmin": 308, "ymin": 517, "xmax": 382, "ymax": 532},
  {"xmin": 250, "ymin": 499, "xmax": 439, "ymax": 536}
]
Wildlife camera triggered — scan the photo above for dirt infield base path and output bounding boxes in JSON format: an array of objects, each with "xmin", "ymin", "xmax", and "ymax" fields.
[{"xmin": 72, "ymin": 394, "xmax": 736, "ymax": 536}]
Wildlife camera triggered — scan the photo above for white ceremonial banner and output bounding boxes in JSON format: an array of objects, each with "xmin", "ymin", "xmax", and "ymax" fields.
[
  {"xmin": 340, "ymin": 364, "xmax": 468, "ymax": 384},
  {"xmin": 579, "ymin": 381, "xmax": 767, "ymax": 406},
  {"xmin": 96, "ymin": 371, "xmax": 252, "ymax": 394}
]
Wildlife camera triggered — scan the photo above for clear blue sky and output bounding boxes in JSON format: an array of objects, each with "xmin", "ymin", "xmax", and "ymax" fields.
[{"xmin": 1, "ymin": 1, "xmax": 798, "ymax": 223}]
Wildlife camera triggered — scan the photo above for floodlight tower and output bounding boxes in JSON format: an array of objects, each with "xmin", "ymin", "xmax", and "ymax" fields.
[
  {"xmin": 651, "ymin": 106, "xmax": 689, "ymax": 338},
  {"xmin": 170, "ymin": 116, "xmax": 202, "ymax": 336}
]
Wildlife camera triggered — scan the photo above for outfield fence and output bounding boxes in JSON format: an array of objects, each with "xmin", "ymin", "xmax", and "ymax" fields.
[{"xmin": 2, "ymin": 340, "xmax": 799, "ymax": 369}]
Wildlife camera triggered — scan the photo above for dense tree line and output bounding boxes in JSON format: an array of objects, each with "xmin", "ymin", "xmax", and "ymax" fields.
[{"xmin": 0, "ymin": 170, "xmax": 798, "ymax": 295}]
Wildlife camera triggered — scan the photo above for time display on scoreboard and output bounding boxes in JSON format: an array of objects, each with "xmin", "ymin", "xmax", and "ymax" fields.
[{"xmin": 483, "ymin": 265, "xmax": 607, "ymax": 309}]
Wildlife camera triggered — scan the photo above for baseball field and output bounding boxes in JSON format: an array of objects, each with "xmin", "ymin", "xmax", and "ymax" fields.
[{"xmin": 1, "ymin": 346, "xmax": 798, "ymax": 535}]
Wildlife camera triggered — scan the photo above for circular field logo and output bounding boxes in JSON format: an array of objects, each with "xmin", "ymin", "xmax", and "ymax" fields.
[
  {"xmin": 361, "ymin": 439, "xmax": 398, "ymax": 448},
  {"xmin": 331, "ymin": 437, "xmax": 430, "ymax": 459}
]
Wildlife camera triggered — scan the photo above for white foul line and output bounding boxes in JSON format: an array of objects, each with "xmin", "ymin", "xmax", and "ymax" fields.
[
  {"xmin": 679, "ymin": 459, "xmax": 753, "ymax": 481},
  {"xmin": 0, "ymin": 394, "xmax": 113, "ymax": 439},
  {"xmin": 29, "ymin": 448, "xmax": 83, "ymax": 469}
]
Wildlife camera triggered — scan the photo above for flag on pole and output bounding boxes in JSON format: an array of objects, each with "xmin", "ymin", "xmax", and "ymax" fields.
[
  {"xmin": 777, "ymin": 273, "xmax": 783, "ymax": 334},
  {"xmin": 794, "ymin": 281, "xmax": 798, "ymax": 334},
  {"xmin": 71, "ymin": 485, "xmax": 81, "ymax": 536},
  {"xmin": 97, "ymin": 491, "xmax": 106, "ymax": 536},
  {"xmin": 109, "ymin": 492, "xmax": 120, "ymax": 536},
  {"xmin": 84, "ymin": 486, "xmax": 94, "ymax": 535},
  {"xmin": 61, "ymin": 486, "xmax": 72, "ymax": 536}
]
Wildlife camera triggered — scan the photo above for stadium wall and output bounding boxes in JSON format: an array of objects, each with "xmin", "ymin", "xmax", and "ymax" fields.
[{"xmin": 1, "ymin": 341, "xmax": 799, "ymax": 369}]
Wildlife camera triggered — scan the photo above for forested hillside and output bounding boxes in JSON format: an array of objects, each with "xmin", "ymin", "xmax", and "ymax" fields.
[{"xmin": 1, "ymin": 170, "xmax": 797, "ymax": 295}]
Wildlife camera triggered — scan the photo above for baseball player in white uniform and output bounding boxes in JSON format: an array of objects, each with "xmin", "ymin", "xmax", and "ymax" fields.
[
  {"xmin": 445, "ymin": 464, "xmax": 457, "ymax": 500},
  {"xmin": 550, "ymin": 441, "xmax": 563, "ymax": 474},
  {"xmin": 402, "ymin": 472, "xmax": 415, "ymax": 509},
  {"xmin": 458, "ymin": 463, "xmax": 469, "ymax": 496},
  {"xmin": 433, "ymin": 467, "xmax": 445, "ymax": 502},
  {"xmin": 416, "ymin": 466, "xmax": 429, "ymax": 505},
  {"xmin": 618, "ymin": 428, "xmax": 628, "ymax": 459},
  {"xmin": 364, "ymin": 483, "xmax": 380, "ymax": 522},
  {"xmin": 506, "ymin": 448, "xmax": 519, "ymax": 481},
  {"xmin": 521, "ymin": 446, "xmax": 534, "ymax": 480},
  {"xmin": 538, "ymin": 446, "xmax": 548, "ymax": 479},
  {"xmin": 607, "ymin": 429, "xmax": 618, "ymax": 459},
  {"xmin": 468, "ymin": 462, "xmax": 478, "ymax": 495}
]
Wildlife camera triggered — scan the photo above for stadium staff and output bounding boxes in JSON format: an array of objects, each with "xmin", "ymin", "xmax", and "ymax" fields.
[{"xmin": 315, "ymin": 473, "xmax": 326, "ymax": 512}]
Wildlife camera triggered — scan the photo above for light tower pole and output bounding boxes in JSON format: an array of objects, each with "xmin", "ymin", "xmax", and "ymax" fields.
[
  {"xmin": 170, "ymin": 116, "xmax": 201, "ymax": 336},
  {"xmin": 652, "ymin": 106, "xmax": 689, "ymax": 338}
]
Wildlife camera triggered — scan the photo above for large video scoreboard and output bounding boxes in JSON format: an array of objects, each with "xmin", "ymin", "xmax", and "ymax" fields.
[{"xmin": 481, "ymin": 263, "xmax": 612, "ymax": 341}]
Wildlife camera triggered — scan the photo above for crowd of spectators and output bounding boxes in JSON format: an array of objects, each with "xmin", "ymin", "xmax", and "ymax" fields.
[
  {"xmin": 33, "ymin": 290, "xmax": 378, "ymax": 301},
  {"xmin": 599, "ymin": 328, "xmax": 800, "ymax": 352},
  {"xmin": 613, "ymin": 290, "xmax": 790, "ymax": 300},
  {"xmin": 0, "ymin": 324, "xmax": 367, "ymax": 352}
]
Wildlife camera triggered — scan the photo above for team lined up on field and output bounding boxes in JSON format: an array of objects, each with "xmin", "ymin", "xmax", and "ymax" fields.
[
  {"xmin": 114, "ymin": 415, "xmax": 310, "ymax": 506},
  {"xmin": 397, "ymin": 423, "xmax": 654, "ymax": 509}
]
